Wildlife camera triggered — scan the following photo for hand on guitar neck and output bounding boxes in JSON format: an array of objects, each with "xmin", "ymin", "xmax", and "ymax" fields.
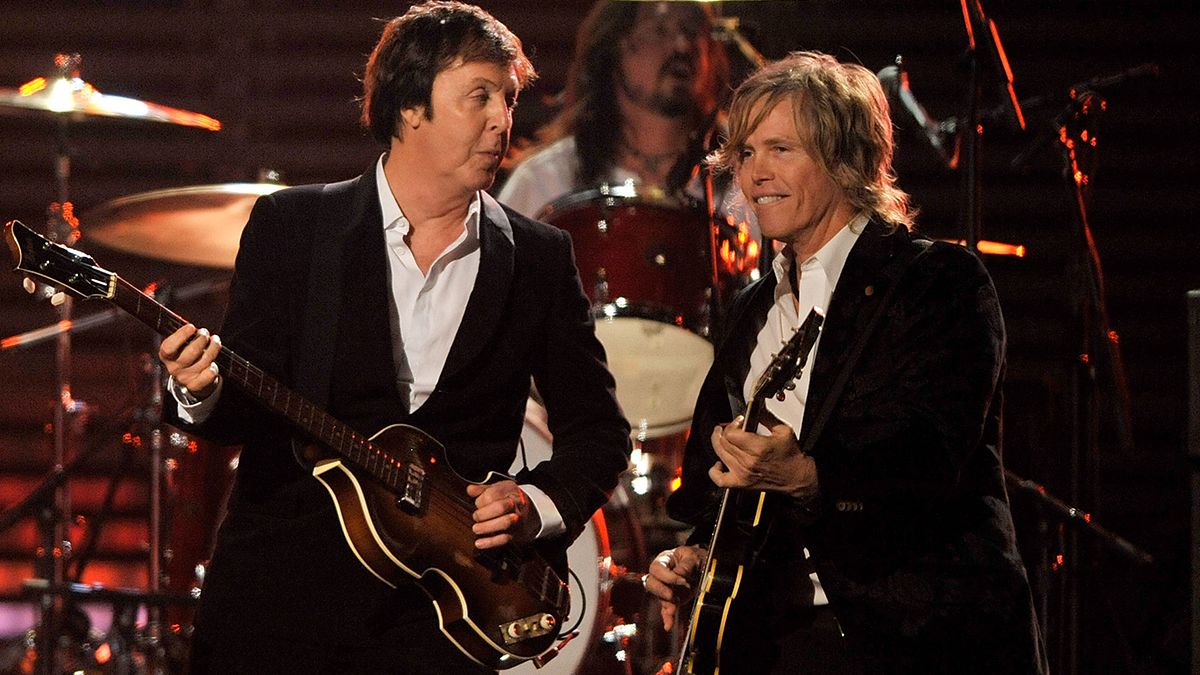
[
  {"xmin": 159, "ymin": 321, "xmax": 544, "ymax": 551},
  {"xmin": 707, "ymin": 408, "xmax": 819, "ymax": 501},
  {"xmin": 645, "ymin": 411, "xmax": 819, "ymax": 632},
  {"xmin": 160, "ymin": 323, "xmax": 223, "ymax": 400}
]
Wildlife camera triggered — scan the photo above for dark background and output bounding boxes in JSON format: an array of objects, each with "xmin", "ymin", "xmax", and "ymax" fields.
[{"xmin": 0, "ymin": 1, "xmax": 1197, "ymax": 672}]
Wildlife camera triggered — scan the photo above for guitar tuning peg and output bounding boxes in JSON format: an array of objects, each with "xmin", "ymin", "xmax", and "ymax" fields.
[
  {"xmin": 50, "ymin": 291, "xmax": 66, "ymax": 306},
  {"xmin": 784, "ymin": 382, "xmax": 797, "ymax": 391},
  {"xmin": 775, "ymin": 391, "xmax": 787, "ymax": 402},
  {"xmin": 22, "ymin": 277, "xmax": 36, "ymax": 294}
]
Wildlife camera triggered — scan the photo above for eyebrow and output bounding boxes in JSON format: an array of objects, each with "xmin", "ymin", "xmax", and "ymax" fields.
[{"xmin": 746, "ymin": 135, "xmax": 800, "ymax": 147}]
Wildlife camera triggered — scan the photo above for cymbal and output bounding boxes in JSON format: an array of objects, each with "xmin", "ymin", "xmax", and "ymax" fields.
[
  {"xmin": 0, "ymin": 58, "xmax": 220, "ymax": 130},
  {"xmin": 83, "ymin": 183, "xmax": 286, "ymax": 268}
]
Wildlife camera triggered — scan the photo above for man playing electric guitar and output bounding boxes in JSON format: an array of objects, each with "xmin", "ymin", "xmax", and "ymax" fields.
[
  {"xmin": 158, "ymin": 3, "xmax": 629, "ymax": 672},
  {"xmin": 644, "ymin": 52, "xmax": 1047, "ymax": 673}
]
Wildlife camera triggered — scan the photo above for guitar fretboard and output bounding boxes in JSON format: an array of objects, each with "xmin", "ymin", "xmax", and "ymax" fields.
[{"xmin": 111, "ymin": 276, "xmax": 419, "ymax": 490}]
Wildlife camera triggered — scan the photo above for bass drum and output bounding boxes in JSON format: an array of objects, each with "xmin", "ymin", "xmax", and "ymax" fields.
[
  {"xmin": 510, "ymin": 401, "xmax": 643, "ymax": 674},
  {"xmin": 539, "ymin": 185, "xmax": 716, "ymax": 440}
]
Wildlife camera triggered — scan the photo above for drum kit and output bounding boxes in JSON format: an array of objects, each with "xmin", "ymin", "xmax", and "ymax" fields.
[{"xmin": 0, "ymin": 54, "xmax": 279, "ymax": 674}]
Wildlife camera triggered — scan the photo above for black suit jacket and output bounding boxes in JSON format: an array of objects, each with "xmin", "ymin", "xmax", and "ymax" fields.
[
  {"xmin": 171, "ymin": 166, "xmax": 630, "ymax": 651},
  {"xmin": 668, "ymin": 220, "xmax": 1046, "ymax": 673}
]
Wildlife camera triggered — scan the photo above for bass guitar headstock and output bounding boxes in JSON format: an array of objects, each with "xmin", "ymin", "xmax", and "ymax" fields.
[{"xmin": 4, "ymin": 219, "xmax": 115, "ymax": 302}]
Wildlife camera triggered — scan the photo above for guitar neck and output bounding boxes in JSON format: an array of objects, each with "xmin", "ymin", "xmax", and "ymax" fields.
[
  {"xmin": 109, "ymin": 276, "xmax": 396, "ymax": 476},
  {"xmin": 739, "ymin": 397, "xmax": 765, "ymax": 435}
]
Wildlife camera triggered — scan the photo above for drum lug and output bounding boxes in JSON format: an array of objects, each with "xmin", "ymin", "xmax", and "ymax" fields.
[{"xmin": 594, "ymin": 268, "xmax": 609, "ymax": 305}]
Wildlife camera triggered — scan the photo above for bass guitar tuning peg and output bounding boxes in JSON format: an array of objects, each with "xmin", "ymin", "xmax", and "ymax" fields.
[
  {"xmin": 22, "ymin": 277, "xmax": 36, "ymax": 294},
  {"xmin": 50, "ymin": 291, "xmax": 66, "ymax": 306}
]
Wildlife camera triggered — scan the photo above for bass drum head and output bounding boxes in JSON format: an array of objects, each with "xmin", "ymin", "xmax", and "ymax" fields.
[{"xmin": 594, "ymin": 317, "xmax": 713, "ymax": 439}]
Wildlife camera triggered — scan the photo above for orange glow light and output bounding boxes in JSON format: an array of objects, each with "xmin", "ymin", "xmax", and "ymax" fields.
[
  {"xmin": 670, "ymin": 476, "xmax": 682, "ymax": 492},
  {"xmin": 19, "ymin": 77, "xmax": 47, "ymax": 97}
]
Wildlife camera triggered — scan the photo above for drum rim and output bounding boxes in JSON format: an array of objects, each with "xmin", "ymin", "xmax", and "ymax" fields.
[{"xmin": 536, "ymin": 183, "xmax": 702, "ymax": 221}]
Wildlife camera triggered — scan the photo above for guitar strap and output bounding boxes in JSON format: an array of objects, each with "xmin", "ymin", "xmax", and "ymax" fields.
[{"xmin": 798, "ymin": 237, "xmax": 935, "ymax": 457}]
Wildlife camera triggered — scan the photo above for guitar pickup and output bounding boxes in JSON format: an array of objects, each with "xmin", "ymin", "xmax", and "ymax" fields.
[
  {"xmin": 395, "ymin": 464, "xmax": 426, "ymax": 513},
  {"xmin": 499, "ymin": 612, "xmax": 556, "ymax": 645}
]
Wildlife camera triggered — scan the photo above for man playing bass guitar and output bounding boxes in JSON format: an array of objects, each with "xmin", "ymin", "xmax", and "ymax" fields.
[
  {"xmin": 158, "ymin": 3, "xmax": 630, "ymax": 672},
  {"xmin": 644, "ymin": 52, "xmax": 1047, "ymax": 673}
]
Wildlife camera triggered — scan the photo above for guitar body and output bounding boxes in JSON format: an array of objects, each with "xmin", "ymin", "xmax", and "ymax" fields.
[
  {"xmin": 675, "ymin": 308, "xmax": 826, "ymax": 674},
  {"xmin": 306, "ymin": 425, "xmax": 565, "ymax": 669},
  {"xmin": 681, "ymin": 490, "xmax": 775, "ymax": 675}
]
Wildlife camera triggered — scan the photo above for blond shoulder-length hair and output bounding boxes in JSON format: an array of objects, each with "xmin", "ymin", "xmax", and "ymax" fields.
[{"xmin": 708, "ymin": 51, "xmax": 915, "ymax": 230}]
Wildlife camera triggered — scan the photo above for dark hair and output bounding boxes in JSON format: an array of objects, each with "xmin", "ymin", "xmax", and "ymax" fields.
[
  {"xmin": 540, "ymin": 0, "xmax": 729, "ymax": 191},
  {"xmin": 361, "ymin": 1, "xmax": 536, "ymax": 147}
]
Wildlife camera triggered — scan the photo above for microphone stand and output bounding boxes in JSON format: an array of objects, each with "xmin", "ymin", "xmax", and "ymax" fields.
[
  {"xmin": 956, "ymin": 0, "xmax": 1025, "ymax": 250},
  {"xmin": 1052, "ymin": 84, "xmax": 1138, "ymax": 675}
]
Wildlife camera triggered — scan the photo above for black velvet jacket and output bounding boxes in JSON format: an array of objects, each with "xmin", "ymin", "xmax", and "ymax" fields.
[{"xmin": 668, "ymin": 220, "xmax": 1047, "ymax": 673}]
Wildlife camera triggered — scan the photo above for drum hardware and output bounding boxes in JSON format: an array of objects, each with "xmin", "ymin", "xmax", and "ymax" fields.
[
  {"xmin": 17, "ymin": 580, "xmax": 197, "ymax": 674},
  {"xmin": 2, "ymin": 53, "xmax": 222, "ymax": 674}
]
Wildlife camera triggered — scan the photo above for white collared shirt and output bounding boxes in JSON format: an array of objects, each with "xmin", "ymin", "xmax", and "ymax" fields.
[
  {"xmin": 743, "ymin": 211, "xmax": 868, "ymax": 605},
  {"xmin": 378, "ymin": 158, "xmax": 561, "ymax": 536},
  {"xmin": 376, "ymin": 158, "xmax": 484, "ymax": 413}
]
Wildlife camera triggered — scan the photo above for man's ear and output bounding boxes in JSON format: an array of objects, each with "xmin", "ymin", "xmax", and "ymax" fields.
[{"xmin": 400, "ymin": 106, "xmax": 424, "ymax": 130}]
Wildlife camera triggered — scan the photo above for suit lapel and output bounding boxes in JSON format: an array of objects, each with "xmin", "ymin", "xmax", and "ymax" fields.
[
  {"xmin": 294, "ymin": 168, "xmax": 383, "ymax": 408},
  {"xmin": 799, "ymin": 219, "xmax": 911, "ymax": 452}
]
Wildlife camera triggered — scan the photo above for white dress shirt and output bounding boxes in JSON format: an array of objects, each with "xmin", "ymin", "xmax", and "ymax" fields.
[{"xmin": 743, "ymin": 211, "xmax": 868, "ymax": 605}]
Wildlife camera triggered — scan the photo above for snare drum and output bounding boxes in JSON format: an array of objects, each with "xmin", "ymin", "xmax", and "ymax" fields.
[{"xmin": 540, "ymin": 185, "xmax": 719, "ymax": 438}]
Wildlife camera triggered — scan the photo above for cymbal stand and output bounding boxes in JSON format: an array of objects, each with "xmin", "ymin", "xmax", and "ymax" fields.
[
  {"xmin": 142, "ymin": 285, "xmax": 172, "ymax": 675},
  {"xmin": 32, "ymin": 52, "xmax": 88, "ymax": 675}
]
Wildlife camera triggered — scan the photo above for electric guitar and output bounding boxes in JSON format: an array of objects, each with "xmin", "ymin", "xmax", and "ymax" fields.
[
  {"xmin": 4, "ymin": 219, "xmax": 569, "ymax": 670},
  {"xmin": 678, "ymin": 307, "xmax": 824, "ymax": 674}
]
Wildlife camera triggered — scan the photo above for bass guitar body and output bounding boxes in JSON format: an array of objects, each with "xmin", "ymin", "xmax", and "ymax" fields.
[{"xmin": 305, "ymin": 424, "xmax": 566, "ymax": 668}]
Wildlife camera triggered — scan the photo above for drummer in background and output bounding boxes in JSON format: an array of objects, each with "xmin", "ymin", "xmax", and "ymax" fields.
[{"xmin": 497, "ymin": 0, "xmax": 732, "ymax": 217}]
